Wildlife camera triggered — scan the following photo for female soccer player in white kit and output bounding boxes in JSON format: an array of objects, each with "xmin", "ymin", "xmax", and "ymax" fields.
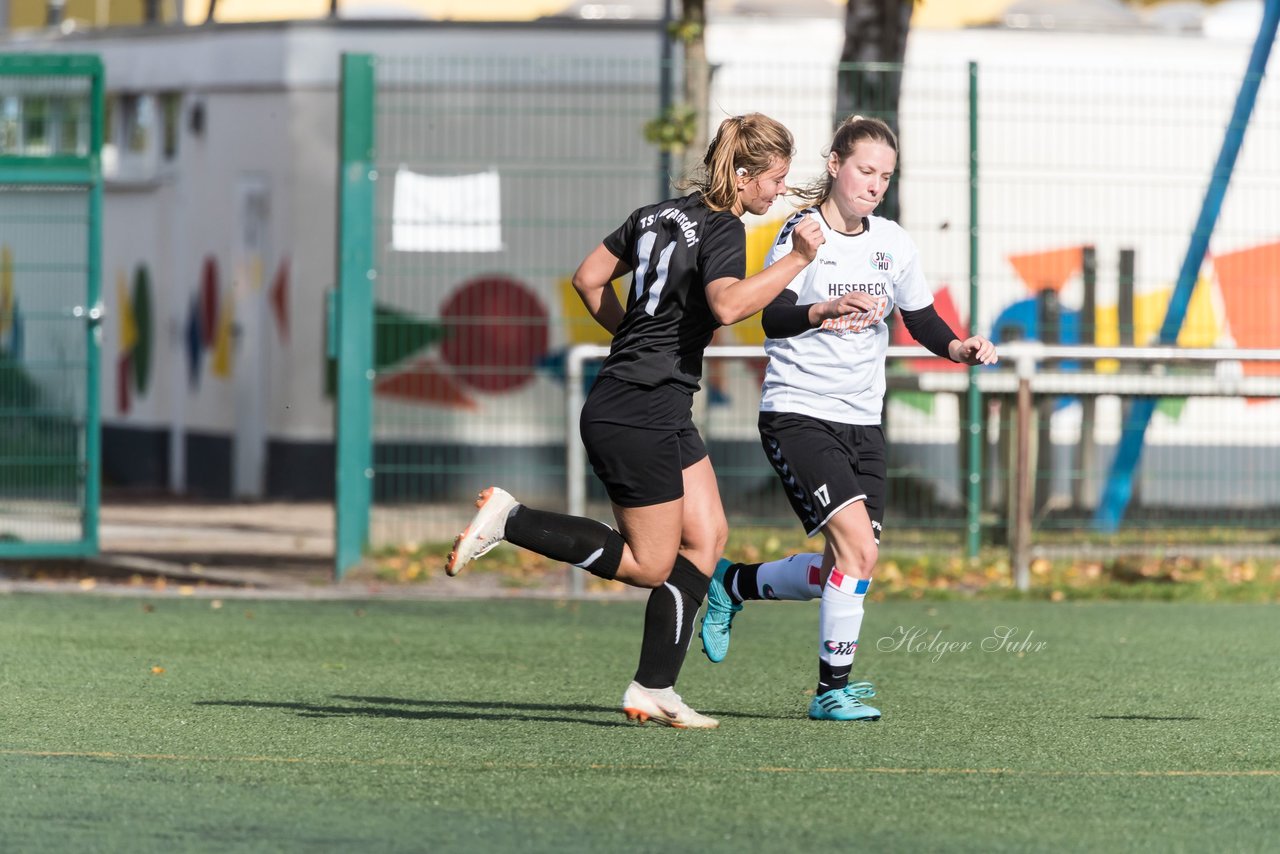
[{"xmin": 699, "ymin": 116, "xmax": 998, "ymax": 721}]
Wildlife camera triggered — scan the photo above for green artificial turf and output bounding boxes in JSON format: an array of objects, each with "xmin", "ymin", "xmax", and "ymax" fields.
[{"xmin": 0, "ymin": 593, "xmax": 1276, "ymax": 852}]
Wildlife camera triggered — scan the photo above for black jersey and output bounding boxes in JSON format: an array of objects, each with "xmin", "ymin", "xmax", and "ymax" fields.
[{"xmin": 598, "ymin": 193, "xmax": 746, "ymax": 392}]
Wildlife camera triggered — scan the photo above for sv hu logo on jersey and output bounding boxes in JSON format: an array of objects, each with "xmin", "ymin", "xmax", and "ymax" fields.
[
  {"xmin": 823, "ymin": 639, "xmax": 859, "ymax": 655},
  {"xmin": 869, "ymin": 251, "xmax": 894, "ymax": 272}
]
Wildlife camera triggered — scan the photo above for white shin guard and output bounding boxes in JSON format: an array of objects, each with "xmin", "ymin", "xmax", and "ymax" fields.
[
  {"xmin": 753, "ymin": 552, "xmax": 824, "ymax": 601},
  {"xmin": 819, "ymin": 569, "xmax": 870, "ymax": 675}
]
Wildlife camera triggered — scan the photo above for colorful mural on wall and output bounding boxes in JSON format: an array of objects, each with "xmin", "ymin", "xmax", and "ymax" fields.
[
  {"xmin": 373, "ymin": 275, "xmax": 550, "ymax": 409},
  {"xmin": 356, "ymin": 229, "xmax": 1280, "ymax": 415},
  {"xmin": 115, "ymin": 265, "xmax": 153, "ymax": 413},
  {"xmin": 114, "ymin": 253, "xmax": 291, "ymax": 410},
  {"xmin": 367, "ymin": 220, "xmax": 792, "ymax": 410}
]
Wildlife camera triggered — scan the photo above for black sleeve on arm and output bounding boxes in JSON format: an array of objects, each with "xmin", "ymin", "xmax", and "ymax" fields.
[
  {"xmin": 761, "ymin": 289, "xmax": 816, "ymax": 339},
  {"xmin": 900, "ymin": 304, "xmax": 960, "ymax": 360}
]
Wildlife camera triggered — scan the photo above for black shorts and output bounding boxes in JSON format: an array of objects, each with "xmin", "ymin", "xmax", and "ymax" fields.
[
  {"xmin": 580, "ymin": 376, "xmax": 709, "ymax": 508},
  {"xmin": 758, "ymin": 411, "xmax": 885, "ymax": 541}
]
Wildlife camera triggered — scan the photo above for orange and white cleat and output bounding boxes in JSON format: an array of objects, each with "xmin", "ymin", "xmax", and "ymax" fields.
[
  {"xmin": 621, "ymin": 681, "xmax": 719, "ymax": 729},
  {"xmin": 445, "ymin": 486, "xmax": 519, "ymax": 577}
]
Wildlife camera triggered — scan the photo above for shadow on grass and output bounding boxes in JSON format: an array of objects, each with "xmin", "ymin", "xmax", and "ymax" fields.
[
  {"xmin": 195, "ymin": 696, "xmax": 632, "ymax": 727},
  {"xmin": 335, "ymin": 695, "xmax": 786, "ymax": 721},
  {"xmin": 195, "ymin": 695, "xmax": 787, "ymax": 725},
  {"xmin": 1091, "ymin": 715, "xmax": 1203, "ymax": 721}
]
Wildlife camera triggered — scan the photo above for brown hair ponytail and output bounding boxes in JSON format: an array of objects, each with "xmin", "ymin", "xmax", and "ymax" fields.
[{"xmin": 791, "ymin": 115, "xmax": 898, "ymax": 208}]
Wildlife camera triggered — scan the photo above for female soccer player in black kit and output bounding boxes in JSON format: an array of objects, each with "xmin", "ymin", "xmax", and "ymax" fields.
[{"xmin": 446, "ymin": 113, "xmax": 824, "ymax": 728}]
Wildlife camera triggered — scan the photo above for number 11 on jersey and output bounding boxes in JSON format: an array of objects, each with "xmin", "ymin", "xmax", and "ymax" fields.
[{"xmin": 633, "ymin": 230, "xmax": 676, "ymax": 316}]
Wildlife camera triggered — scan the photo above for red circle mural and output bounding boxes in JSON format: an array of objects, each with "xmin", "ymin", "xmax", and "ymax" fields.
[{"xmin": 439, "ymin": 275, "xmax": 549, "ymax": 393}]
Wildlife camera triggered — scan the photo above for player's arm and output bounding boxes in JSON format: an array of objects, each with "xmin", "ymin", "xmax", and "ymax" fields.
[
  {"xmin": 761, "ymin": 289, "xmax": 883, "ymax": 338},
  {"xmin": 704, "ymin": 216, "xmax": 825, "ymax": 326},
  {"xmin": 571, "ymin": 243, "xmax": 632, "ymax": 335},
  {"xmin": 900, "ymin": 304, "xmax": 998, "ymax": 365}
]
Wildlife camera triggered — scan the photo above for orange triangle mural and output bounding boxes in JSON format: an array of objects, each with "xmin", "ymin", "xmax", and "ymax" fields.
[
  {"xmin": 1008, "ymin": 246, "xmax": 1083, "ymax": 293},
  {"xmin": 376, "ymin": 358, "xmax": 477, "ymax": 409},
  {"xmin": 1213, "ymin": 240, "xmax": 1280, "ymax": 376}
]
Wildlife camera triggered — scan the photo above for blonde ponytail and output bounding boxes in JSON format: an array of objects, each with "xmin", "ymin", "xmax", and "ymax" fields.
[{"xmin": 677, "ymin": 113, "xmax": 795, "ymax": 212}]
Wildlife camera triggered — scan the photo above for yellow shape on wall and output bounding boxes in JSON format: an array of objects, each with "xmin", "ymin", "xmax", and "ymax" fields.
[
  {"xmin": 560, "ymin": 276, "xmax": 627, "ymax": 347},
  {"xmin": 1133, "ymin": 276, "xmax": 1219, "ymax": 348},
  {"xmin": 117, "ymin": 270, "xmax": 138, "ymax": 352},
  {"xmin": 1074, "ymin": 275, "xmax": 1220, "ymax": 374},
  {"xmin": 211, "ymin": 296, "xmax": 235, "ymax": 378},
  {"xmin": 1093, "ymin": 303, "xmax": 1120, "ymax": 373},
  {"xmin": 0, "ymin": 245, "xmax": 12, "ymax": 337},
  {"xmin": 730, "ymin": 218, "xmax": 786, "ymax": 346}
]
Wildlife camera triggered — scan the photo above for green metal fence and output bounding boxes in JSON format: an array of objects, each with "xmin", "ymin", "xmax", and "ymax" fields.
[
  {"xmin": 335, "ymin": 53, "xmax": 1280, "ymax": 577},
  {"xmin": 0, "ymin": 54, "xmax": 103, "ymax": 557}
]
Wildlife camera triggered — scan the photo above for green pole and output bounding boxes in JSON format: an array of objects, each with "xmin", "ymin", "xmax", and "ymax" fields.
[
  {"xmin": 83, "ymin": 56, "xmax": 105, "ymax": 553},
  {"xmin": 334, "ymin": 53, "xmax": 377, "ymax": 580},
  {"xmin": 965, "ymin": 60, "xmax": 981, "ymax": 559}
]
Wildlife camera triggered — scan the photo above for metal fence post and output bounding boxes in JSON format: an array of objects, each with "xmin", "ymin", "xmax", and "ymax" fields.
[
  {"xmin": 965, "ymin": 59, "xmax": 982, "ymax": 559},
  {"xmin": 1011, "ymin": 348, "xmax": 1037, "ymax": 592},
  {"xmin": 334, "ymin": 53, "xmax": 377, "ymax": 580},
  {"xmin": 83, "ymin": 57, "xmax": 104, "ymax": 552}
]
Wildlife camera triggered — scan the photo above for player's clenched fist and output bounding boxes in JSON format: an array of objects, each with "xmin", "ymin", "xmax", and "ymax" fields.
[
  {"xmin": 948, "ymin": 335, "xmax": 999, "ymax": 366},
  {"xmin": 821, "ymin": 291, "xmax": 880, "ymax": 319},
  {"xmin": 790, "ymin": 215, "xmax": 825, "ymax": 262}
]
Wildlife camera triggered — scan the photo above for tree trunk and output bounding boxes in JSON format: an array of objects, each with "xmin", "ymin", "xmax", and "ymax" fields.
[
  {"xmin": 836, "ymin": 0, "xmax": 914, "ymax": 220},
  {"xmin": 679, "ymin": 0, "xmax": 711, "ymax": 182}
]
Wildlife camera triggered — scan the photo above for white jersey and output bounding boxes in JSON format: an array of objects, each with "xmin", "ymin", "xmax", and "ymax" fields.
[{"xmin": 760, "ymin": 209, "xmax": 933, "ymax": 425}]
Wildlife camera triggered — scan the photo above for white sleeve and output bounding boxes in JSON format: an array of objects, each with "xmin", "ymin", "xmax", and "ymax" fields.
[
  {"xmin": 893, "ymin": 233, "xmax": 934, "ymax": 312},
  {"xmin": 764, "ymin": 223, "xmax": 794, "ymax": 270},
  {"xmin": 764, "ymin": 214, "xmax": 812, "ymax": 296}
]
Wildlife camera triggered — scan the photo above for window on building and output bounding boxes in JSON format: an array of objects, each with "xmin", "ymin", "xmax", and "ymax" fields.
[
  {"xmin": 118, "ymin": 94, "xmax": 150, "ymax": 153},
  {"xmin": 159, "ymin": 92, "xmax": 181, "ymax": 160},
  {"xmin": 52, "ymin": 96, "xmax": 90, "ymax": 156},
  {"xmin": 22, "ymin": 97, "xmax": 49, "ymax": 155},
  {"xmin": 0, "ymin": 97, "xmax": 18, "ymax": 154}
]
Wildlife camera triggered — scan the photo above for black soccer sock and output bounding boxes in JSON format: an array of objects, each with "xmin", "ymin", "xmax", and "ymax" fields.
[
  {"xmin": 502, "ymin": 505, "xmax": 624, "ymax": 580},
  {"xmin": 633, "ymin": 555, "xmax": 711, "ymax": 690},
  {"xmin": 818, "ymin": 660, "xmax": 852, "ymax": 695},
  {"xmin": 721, "ymin": 562, "xmax": 762, "ymax": 602}
]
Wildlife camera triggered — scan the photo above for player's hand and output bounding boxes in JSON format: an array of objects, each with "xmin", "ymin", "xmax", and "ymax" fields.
[
  {"xmin": 949, "ymin": 335, "xmax": 999, "ymax": 365},
  {"xmin": 790, "ymin": 216, "xmax": 825, "ymax": 262},
  {"xmin": 813, "ymin": 291, "xmax": 880, "ymax": 322}
]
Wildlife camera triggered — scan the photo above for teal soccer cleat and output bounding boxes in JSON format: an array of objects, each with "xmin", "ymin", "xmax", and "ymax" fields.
[
  {"xmin": 808, "ymin": 682, "xmax": 881, "ymax": 721},
  {"xmin": 699, "ymin": 558, "xmax": 742, "ymax": 663}
]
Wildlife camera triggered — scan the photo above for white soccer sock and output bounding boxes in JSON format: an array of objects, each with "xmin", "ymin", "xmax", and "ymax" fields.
[
  {"xmin": 752, "ymin": 553, "xmax": 824, "ymax": 601},
  {"xmin": 818, "ymin": 569, "xmax": 869, "ymax": 692}
]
